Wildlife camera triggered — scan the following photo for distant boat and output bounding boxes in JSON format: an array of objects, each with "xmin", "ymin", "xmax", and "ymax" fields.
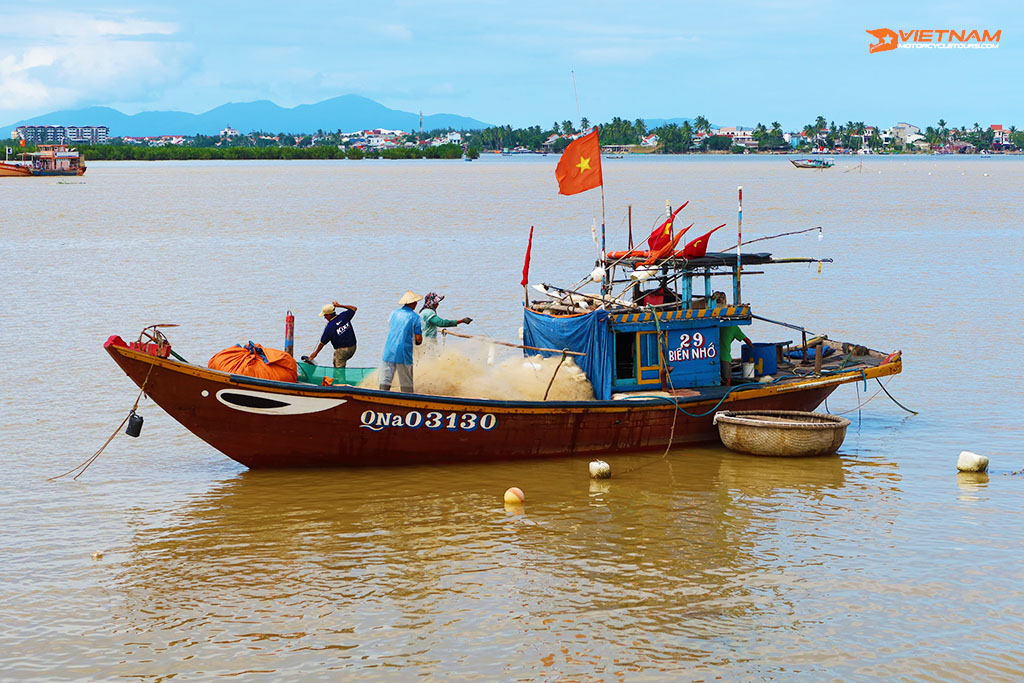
[
  {"xmin": 0, "ymin": 144, "xmax": 87, "ymax": 177},
  {"xmin": 790, "ymin": 158, "xmax": 834, "ymax": 169}
]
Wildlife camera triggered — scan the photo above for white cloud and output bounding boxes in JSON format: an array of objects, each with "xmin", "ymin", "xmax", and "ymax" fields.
[{"xmin": 0, "ymin": 11, "xmax": 189, "ymax": 117}]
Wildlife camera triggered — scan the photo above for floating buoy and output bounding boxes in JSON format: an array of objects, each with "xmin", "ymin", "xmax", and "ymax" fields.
[
  {"xmin": 589, "ymin": 460, "xmax": 611, "ymax": 479},
  {"xmin": 957, "ymin": 450, "xmax": 989, "ymax": 473},
  {"xmin": 504, "ymin": 487, "xmax": 525, "ymax": 504},
  {"xmin": 91, "ymin": 550, "xmax": 104, "ymax": 560}
]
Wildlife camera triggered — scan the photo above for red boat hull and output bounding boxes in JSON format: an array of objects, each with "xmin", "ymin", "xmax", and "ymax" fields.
[{"xmin": 105, "ymin": 338, "xmax": 901, "ymax": 469}]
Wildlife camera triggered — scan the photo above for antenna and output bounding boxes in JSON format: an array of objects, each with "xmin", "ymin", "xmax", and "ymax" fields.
[
  {"xmin": 571, "ymin": 71, "xmax": 582, "ymax": 132},
  {"xmin": 419, "ymin": 111, "xmax": 423, "ymax": 135}
]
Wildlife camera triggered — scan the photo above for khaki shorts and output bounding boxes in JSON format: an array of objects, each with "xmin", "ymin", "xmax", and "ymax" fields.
[{"xmin": 333, "ymin": 345, "xmax": 356, "ymax": 368}]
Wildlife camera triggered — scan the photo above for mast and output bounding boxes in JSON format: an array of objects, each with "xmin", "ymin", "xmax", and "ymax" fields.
[{"xmin": 735, "ymin": 185, "xmax": 743, "ymax": 304}]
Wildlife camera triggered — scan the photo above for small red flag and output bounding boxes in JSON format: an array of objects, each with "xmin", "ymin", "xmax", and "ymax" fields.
[
  {"xmin": 682, "ymin": 224, "xmax": 726, "ymax": 259},
  {"xmin": 19, "ymin": 139, "xmax": 26, "ymax": 147},
  {"xmin": 641, "ymin": 223, "xmax": 693, "ymax": 265},
  {"xmin": 521, "ymin": 225, "xmax": 534, "ymax": 286},
  {"xmin": 555, "ymin": 129, "xmax": 602, "ymax": 195},
  {"xmin": 647, "ymin": 202, "xmax": 688, "ymax": 252}
]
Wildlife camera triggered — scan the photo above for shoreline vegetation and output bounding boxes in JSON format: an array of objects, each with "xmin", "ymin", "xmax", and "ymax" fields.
[{"xmin": 5, "ymin": 115, "xmax": 1020, "ymax": 161}]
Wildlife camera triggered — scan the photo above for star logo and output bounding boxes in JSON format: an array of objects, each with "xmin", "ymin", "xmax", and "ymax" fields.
[
  {"xmin": 576, "ymin": 156, "xmax": 591, "ymax": 172},
  {"xmin": 866, "ymin": 28, "xmax": 899, "ymax": 54}
]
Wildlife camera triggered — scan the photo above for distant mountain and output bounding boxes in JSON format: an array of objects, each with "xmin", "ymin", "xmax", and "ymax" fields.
[{"xmin": 2, "ymin": 95, "xmax": 493, "ymax": 137}]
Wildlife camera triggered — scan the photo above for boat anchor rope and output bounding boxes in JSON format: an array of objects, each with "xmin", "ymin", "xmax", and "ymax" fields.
[{"xmin": 48, "ymin": 361, "xmax": 156, "ymax": 481}]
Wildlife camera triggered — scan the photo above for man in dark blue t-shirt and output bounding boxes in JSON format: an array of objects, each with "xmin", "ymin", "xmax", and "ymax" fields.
[{"xmin": 307, "ymin": 300, "xmax": 358, "ymax": 367}]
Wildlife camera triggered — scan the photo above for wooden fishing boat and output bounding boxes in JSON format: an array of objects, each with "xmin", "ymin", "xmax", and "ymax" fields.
[
  {"xmin": 104, "ymin": 250, "xmax": 902, "ymax": 469},
  {"xmin": 790, "ymin": 158, "xmax": 833, "ymax": 169},
  {"xmin": 0, "ymin": 144, "xmax": 87, "ymax": 177}
]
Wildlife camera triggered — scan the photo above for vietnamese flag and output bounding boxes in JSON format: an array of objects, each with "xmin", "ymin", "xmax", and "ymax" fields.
[
  {"xmin": 19, "ymin": 139, "xmax": 26, "ymax": 147},
  {"xmin": 681, "ymin": 224, "xmax": 726, "ymax": 259},
  {"xmin": 555, "ymin": 129, "xmax": 602, "ymax": 195},
  {"xmin": 648, "ymin": 202, "xmax": 688, "ymax": 252},
  {"xmin": 640, "ymin": 223, "xmax": 693, "ymax": 265}
]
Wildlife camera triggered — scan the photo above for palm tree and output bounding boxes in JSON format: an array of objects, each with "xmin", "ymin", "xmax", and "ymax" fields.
[{"xmin": 694, "ymin": 115, "xmax": 711, "ymax": 137}]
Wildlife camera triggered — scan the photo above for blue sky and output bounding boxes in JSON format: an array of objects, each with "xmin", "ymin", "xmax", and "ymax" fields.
[{"xmin": 1, "ymin": 0, "xmax": 1019, "ymax": 131}]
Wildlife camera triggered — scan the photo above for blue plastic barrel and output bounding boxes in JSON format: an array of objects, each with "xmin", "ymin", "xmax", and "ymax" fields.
[{"xmin": 741, "ymin": 342, "xmax": 778, "ymax": 376}]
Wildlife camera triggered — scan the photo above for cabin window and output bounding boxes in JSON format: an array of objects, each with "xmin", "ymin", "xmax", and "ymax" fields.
[{"xmin": 615, "ymin": 332, "xmax": 636, "ymax": 380}]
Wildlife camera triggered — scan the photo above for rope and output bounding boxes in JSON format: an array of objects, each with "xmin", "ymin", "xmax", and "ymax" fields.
[
  {"xmin": 49, "ymin": 361, "xmax": 155, "ymax": 481},
  {"xmin": 876, "ymin": 378, "xmax": 919, "ymax": 415},
  {"xmin": 543, "ymin": 350, "xmax": 569, "ymax": 401},
  {"xmin": 647, "ymin": 306, "xmax": 680, "ymax": 457}
]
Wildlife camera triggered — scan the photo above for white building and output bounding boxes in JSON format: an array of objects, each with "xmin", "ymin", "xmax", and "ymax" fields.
[{"xmin": 220, "ymin": 125, "xmax": 239, "ymax": 137}]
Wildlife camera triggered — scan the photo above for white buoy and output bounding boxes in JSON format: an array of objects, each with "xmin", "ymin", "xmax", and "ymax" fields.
[
  {"xmin": 589, "ymin": 460, "xmax": 611, "ymax": 479},
  {"xmin": 590, "ymin": 266, "xmax": 604, "ymax": 283},
  {"xmin": 957, "ymin": 450, "xmax": 989, "ymax": 473}
]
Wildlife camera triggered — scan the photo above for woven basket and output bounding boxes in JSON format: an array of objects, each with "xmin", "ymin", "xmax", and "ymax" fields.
[{"xmin": 714, "ymin": 410, "xmax": 851, "ymax": 457}]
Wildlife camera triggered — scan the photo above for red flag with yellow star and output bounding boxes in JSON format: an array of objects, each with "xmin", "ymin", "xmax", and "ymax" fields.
[
  {"xmin": 555, "ymin": 129, "xmax": 602, "ymax": 195},
  {"xmin": 647, "ymin": 202, "xmax": 688, "ymax": 252},
  {"xmin": 681, "ymin": 224, "xmax": 726, "ymax": 259}
]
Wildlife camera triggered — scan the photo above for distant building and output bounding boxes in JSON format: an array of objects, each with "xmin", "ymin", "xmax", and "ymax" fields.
[
  {"xmin": 66, "ymin": 126, "xmax": 109, "ymax": 144},
  {"xmin": 990, "ymin": 124, "xmax": 1011, "ymax": 148},
  {"xmin": 715, "ymin": 127, "xmax": 756, "ymax": 148},
  {"xmin": 888, "ymin": 122, "xmax": 921, "ymax": 147},
  {"xmin": 220, "ymin": 125, "xmax": 239, "ymax": 137},
  {"xmin": 121, "ymin": 135, "xmax": 188, "ymax": 146},
  {"xmin": 640, "ymin": 133, "xmax": 659, "ymax": 147},
  {"xmin": 15, "ymin": 125, "xmax": 109, "ymax": 144}
]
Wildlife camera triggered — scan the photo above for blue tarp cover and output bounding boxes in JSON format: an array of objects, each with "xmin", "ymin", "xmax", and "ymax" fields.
[
  {"xmin": 522, "ymin": 308, "xmax": 613, "ymax": 400},
  {"xmin": 786, "ymin": 345, "xmax": 835, "ymax": 360}
]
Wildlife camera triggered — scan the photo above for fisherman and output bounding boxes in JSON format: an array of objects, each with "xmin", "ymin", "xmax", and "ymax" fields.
[
  {"xmin": 379, "ymin": 290, "xmax": 424, "ymax": 392},
  {"xmin": 307, "ymin": 301, "xmax": 358, "ymax": 367},
  {"xmin": 713, "ymin": 291, "xmax": 753, "ymax": 386},
  {"xmin": 420, "ymin": 292, "xmax": 472, "ymax": 340}
]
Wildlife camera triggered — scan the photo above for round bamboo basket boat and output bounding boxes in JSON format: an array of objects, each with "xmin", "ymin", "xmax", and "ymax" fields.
[{"xmin": 713, "ymin": 410, "xmax": 851, "ymax": 456}]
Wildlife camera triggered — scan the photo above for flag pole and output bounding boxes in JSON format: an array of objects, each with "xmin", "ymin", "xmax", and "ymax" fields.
[{"xmin": 735, "ymin": 185, "xmax": 743, "ymax": 304}]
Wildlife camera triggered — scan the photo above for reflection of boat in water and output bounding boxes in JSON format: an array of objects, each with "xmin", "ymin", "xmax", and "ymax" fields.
[
  {"xmin": 105, "ymin": 195, "xmax": 902, "ymax": 469},
  {"xmin": 790, "ymin": 158, "xmax": 834, "ymax": 169},
  {"xmin": 0, "ymin": 144, "xmax": 87, "ymax": 177}
]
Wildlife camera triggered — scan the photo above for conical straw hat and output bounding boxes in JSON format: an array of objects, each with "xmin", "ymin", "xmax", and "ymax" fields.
[{"xmin": 398, "ymin": 290, "xmax": 423, "ymax": 305}]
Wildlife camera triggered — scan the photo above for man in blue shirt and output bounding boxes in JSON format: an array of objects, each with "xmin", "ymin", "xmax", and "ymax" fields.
[
  {"xmin": 380, "ymin": 290, "xmax": 424, "ymax": 392},
  {"xmin": 307, "ymin": 301, "xmax": 358, "ymax": 367}
]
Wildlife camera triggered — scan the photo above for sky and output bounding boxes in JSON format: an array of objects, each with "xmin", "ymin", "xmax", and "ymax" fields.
[{"xmin": 1, "ymin": 0, "xmax": 1020, "ymax": 131}]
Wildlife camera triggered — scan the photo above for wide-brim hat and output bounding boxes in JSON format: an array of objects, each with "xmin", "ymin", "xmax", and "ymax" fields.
[
  {"xmin": 398, "ymin": 290, "xmax": 423, "ymax": 305},
  {"xmin": 320, "ymin": 303, "xmax": 336, "ymax": 318}
]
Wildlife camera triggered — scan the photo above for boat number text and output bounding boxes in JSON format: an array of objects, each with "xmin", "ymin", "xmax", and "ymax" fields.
[
  {"xmin": 360, "ymin": 410, "xmax": 498, "ymax": 432},
  {"xmin": 668, "ymin": 332, "xmax": 717, "ymax": 362}
]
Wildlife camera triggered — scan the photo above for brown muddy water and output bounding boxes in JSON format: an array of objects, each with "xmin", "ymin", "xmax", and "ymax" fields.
[{"xmin": 2, "ymin": 156, "xmax": 1023, "ymax": 680}]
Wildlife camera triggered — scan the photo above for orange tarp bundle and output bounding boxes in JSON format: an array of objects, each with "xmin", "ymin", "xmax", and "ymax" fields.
[{"xmin": 209, "ymin": 341, "xmax": 297, "ymax": 382}]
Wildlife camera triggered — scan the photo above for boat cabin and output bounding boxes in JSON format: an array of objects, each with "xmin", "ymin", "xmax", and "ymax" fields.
[{"xmin": 524, "ymin": 253, "xmax": 783, "ymax": 399}]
